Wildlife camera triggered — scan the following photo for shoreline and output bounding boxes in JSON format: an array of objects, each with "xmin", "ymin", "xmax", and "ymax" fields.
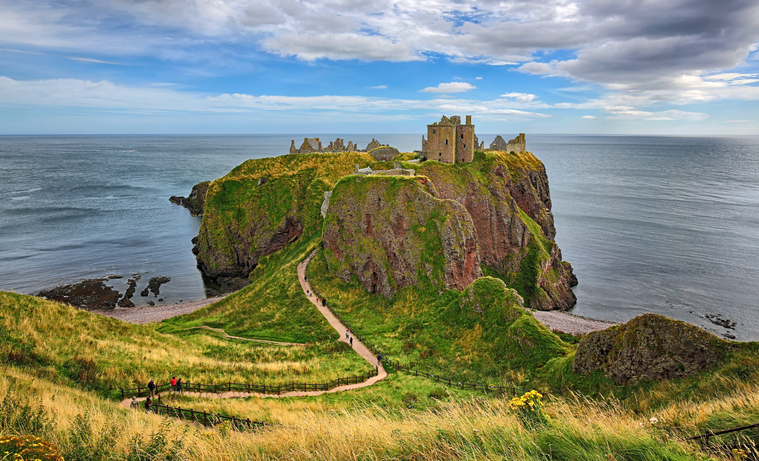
[
  {"xmin": 91, "ymin": 296, "xmax": 227, "ymax": 324},
  {"xmin": 531, "ymin": 309, "xmax": 618, "ymax": 336},
  {"xmin": 91, "ymin": 290, "xmax": 618, "ymax": 337}
]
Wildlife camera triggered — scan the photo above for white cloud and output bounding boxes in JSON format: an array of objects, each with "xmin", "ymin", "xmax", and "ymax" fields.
[
  {"xmin": 581, "ymin": 115, "xmax": 596, "ymax": 119},
  {"xmin": 603, "ymin": 106, "xmax": 708, "ymax": 121},
  {"xmin": 261, "ymin": 33, "xmax": 422, "ymax": 61},
  {"xmin": 500, "ymin": 92, "xmax": 536, "ymax": 103},
  {"xmin": 366, "ymin": 85, "xmax": 387, "ymax": 89},
  {"xmin": 419, "ymin": 82, "xmax": 476, "ymax": 94},
  {"xmin": 67, "ymin": 56, "xmax": 129, "ymax": 66},
  {"xmin": 0, "ymin": 76, "xmax": 552, "ymax": 119}
]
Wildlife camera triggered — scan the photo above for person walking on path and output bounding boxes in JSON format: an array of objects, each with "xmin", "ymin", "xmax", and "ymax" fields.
[
  {"xmin": 144, "ymin": 396, "xmax": 152, "ymax": 411},
  {"xmin": 345, "ymin": 329, "xmax": 349, "ymax": 340},
  {"xmin": 170, "ymin": 376, "xmax": 177, "ymax": 392},
  {"xmin": 130, "ymin": 397, "xmax": 139, "ymax": 409},
  {"xmin": 377, "ymin": 354, "xmax": 382, "ymax": 366},
  {"xmin": 350, "ymin": 336, "xmax": 353, "ymax": 347},
  {"xmin": 176, "ymin": 378, "xmax": 183, "ymax": 393},
  {"xmin": 148, "ymin": 379, "xmax": 156, "ymax": 396}
]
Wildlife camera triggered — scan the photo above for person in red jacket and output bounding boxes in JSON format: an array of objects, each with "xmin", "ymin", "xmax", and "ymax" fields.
[{"xmin": 170, "ymin": 376, "xmax": 177, "ymax": 392}]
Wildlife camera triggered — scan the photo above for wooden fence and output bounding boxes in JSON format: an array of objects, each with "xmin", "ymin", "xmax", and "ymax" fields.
[
  {"xmin": 144, "ymin": 403, "xmax": 267, "ymax": 430},
  {"xmin": 686, "ymin": 422, "xmax": 759, "ymax": 445},
  {"xmin": 122, "ymin": 369, "xmax": 378, "ymax": 399}
]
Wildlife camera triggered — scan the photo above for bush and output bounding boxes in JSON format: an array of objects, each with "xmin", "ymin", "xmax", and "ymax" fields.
[{"xmin": 509, "ymin": 390, "xmax": 550, "ymax": 430}]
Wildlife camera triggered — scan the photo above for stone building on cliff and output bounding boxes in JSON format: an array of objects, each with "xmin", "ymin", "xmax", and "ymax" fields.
[
  {"xmin": 289, "ymin": 137, "xmax": 387, "ymax": 155},
  {"xmin": 290, "ymin": 138, "xmax": 323, "ymax": 154},
  {"xmin": 421, "ymin": 115, "xmax": 482, "ymax": 164},
  {"xmin": 490, "ymin": 133, "xmax": 526, "ymax": 152}
]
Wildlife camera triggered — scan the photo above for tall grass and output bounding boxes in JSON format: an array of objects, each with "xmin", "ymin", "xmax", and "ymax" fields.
[
  {"xmin": 3, "ymin": 363, "xmax": 739, "ymax": 460},
  {"xmin": 0, "ymin": 289, "xmax": 368, "ymax": 399}
]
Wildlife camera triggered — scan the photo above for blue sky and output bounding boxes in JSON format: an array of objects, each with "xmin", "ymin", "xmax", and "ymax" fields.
[{"xmin": 1, "ymin": 0, "xmax": 758, "ymax": 135}]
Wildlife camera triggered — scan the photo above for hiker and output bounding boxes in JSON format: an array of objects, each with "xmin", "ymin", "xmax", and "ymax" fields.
[
  {"xmin": 148, "ymin": 379, "xmax": 156, "ymax": 396},
  {"xmin": 144, "ymin": 396, "xmax": 152, "ymax": 411},
  {"xmin": 377, "ymin": 354, "xmax": 382, "ymax": 366},
  {"xmin": 345, "ymin": 329, "xmax": 349, "ymax": 340},
  {"xmin": 130, "ymin": 397, "xmax": 139, "ymax": 409},
  {"xmin": 350, "ymin": 336, "xmax": 353, "ymax": 347},
  {"xmin": 176, "ymin": 378, "xmax": 183, "ymax": 393},
  {"xmin": 170, "ymin": 376, "xmax": 177, "ymax": 392}
]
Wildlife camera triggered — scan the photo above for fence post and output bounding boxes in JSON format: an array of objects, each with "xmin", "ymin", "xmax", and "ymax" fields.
[
  {"xmin": 204, "ymin": 411, "xmax": 208, "ymax": 427},
  {"xmin": 121, "ymin": 388, "xmax": 124, "ymax": 399}
]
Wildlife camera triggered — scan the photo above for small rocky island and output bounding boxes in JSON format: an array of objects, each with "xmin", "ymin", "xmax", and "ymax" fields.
[{"xmin": 174, "ymin": 115, "xmax": 578, "ymax": 311}]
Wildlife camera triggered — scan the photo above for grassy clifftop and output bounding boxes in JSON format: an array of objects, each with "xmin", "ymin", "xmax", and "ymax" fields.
[{"xmin": 196, "ymin": 151, "xmax": 376, "ymax": 279}]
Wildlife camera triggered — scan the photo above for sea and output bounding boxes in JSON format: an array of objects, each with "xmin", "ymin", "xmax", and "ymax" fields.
[{"xmin": 1, "ymin": 135, "xmax": 757, "ymax": 340}]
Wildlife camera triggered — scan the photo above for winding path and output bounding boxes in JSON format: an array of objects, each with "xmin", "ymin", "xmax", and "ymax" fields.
[
  {"xmin": 121, "ymin": 251, "xmax": 387, "ymax": 407},
  {"xmin": 183, "ymin": 325, "xmax": 302, "ymax": 346}
]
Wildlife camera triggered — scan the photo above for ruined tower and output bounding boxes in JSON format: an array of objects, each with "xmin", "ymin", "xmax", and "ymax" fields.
[{"xmin": 423, "ymin": 115, "xmax": 476, "ymax": 164}]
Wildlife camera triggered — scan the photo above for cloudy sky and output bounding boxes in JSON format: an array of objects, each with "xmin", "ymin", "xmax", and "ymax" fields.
[{"xmin": 1, "ymin": 0, "xmax": 758, "ymax": 134}]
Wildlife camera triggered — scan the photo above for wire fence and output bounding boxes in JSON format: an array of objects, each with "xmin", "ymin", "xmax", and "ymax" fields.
[
  {"xmin": 139, "ymin": 402, "xmax": 267, "ymax": 431},
  {"xmin": 122, "ymin": 369, "xmax": 379, "ymax": 399}
]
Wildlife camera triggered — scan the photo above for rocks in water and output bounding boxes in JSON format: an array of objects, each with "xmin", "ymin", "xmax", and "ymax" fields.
[
  {"xmin": 145, "ymin": 276, "xmax": 171, "ymax": 297},
  {"xmin": 573, "ymin": 313, "xmax": 729, "ymax": 385},
  {"xmin": 37, "ymin": 279, "xmax": 121, "ymax": 310},
  {"xmin": 170, "ymin": 181, "xmax": 210, "ymax": 216},
  {"xmin": 117, "ymin": 276, "xmax": 140, "ymax": 307},
  {"xmin": 705, "ymin": 313, "xmax": 736, "ymax": 330}
]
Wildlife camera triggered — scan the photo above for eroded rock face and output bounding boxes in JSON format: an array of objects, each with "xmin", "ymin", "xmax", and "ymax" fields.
[
  {"xmin": 170, "ymin": 181, "xmax": 210, "ymax": 216},
  {"xmin": 322, "ymin": 175, "xmax": 481, "ymax": 297},
  {"xmin": 573, "ymin": 313, "xmax": 728, "ymax": 385},
  {"xmin": 418, "ymin": 156, "xmax": 576, "ymax": 310}
]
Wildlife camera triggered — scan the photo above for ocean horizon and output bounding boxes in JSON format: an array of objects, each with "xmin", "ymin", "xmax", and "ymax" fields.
[{"xmin": 1, "ymin": 134, "xmax": 757, "ymax": 340}]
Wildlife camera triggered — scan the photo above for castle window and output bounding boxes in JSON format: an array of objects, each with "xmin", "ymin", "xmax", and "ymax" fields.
[
  {"xmin": 445, "ymin": 139, "xmax": 448, "ymax": 145},
  {"xmin": 461, "ymin": 134, "xmax": 464, "ymax": 139}
]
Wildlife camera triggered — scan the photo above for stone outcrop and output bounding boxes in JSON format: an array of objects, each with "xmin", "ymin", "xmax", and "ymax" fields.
[
  {"xmin": 194, "ymin": 148, "xmax": 575, "ymax": 311},
  {"xmin": 169, "ymin": 181, "xmax": 210, "ymax": 216},
  {"xmin": 322, "ymin": 175, "xmax": 481, "ymax": 297},
  {"xmin": 573, "ymin": 313, "xmax": 729, "ymax": 385},
  {"xmin": 417, "ymin": 153, "xmax": 576, "ymax": 310}
]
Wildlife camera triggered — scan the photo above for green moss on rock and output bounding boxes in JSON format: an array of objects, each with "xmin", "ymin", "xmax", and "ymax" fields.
[
  {"xmin": 322, "ymin": 175, "xmax": 481, "ymax": 297},
  {"xmin": 573, "ymin": 313, "xmax": 731, "ymax": 385},
  {"xmin": 196, "ymin": 152, "xmax": 375, "ymax": 279}
]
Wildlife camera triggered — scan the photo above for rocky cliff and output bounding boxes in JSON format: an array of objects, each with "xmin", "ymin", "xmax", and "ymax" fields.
[
  {"xmin": 170, "ymin": 181, "xmax": 210, "ymax": 216},
  {"xmin": 573, "ymin": 313, "xmax": 729, "ymax": 385},
  {"xmin": 194, "ymin": 152, "xmax": 375, "ymax": 280},
  {"xmin": 416, "ymin": 151, "xmax": 576, "ymax": 310},
  {"xmin": 322, "ymin": 175, "xmax": 481, "ymax": 297},
  {"xmin": 193, "ymin": 149, "xmax": 575, "ymax": 310}
]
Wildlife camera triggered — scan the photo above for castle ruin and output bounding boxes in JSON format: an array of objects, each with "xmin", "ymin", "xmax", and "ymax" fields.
[
  {"xmin": 421, "ymin": 115, "xmax": 480, "ymax": 164},
  {"xmin": 490, "ymin": 134, "xmax": 526, "ymax": 153},
  {"xmin": 289, "ymin": 137, "xmax": 386, "ymax": 156}
]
